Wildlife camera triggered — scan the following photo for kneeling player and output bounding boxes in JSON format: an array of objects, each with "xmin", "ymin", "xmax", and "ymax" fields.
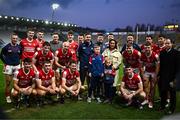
[
  {"xmin": 60, "ymin": 60, "xmax": 81, "ymax": 103},
  {"xmin": 12, "ymin": 58, "xmax": 37, "ymax": 108},
  {"xmin": 120, "ymin": 65, "xmax": 146, "ymax": 109},
  {"xmin": 36, "ymin": 60, "xmax": 58, "ymax": 105}
]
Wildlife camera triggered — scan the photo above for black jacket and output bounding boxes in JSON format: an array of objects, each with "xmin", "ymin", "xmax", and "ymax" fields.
[{"xmin": 159, "ymin": 48, "xmax": 180, "ymax": 90}]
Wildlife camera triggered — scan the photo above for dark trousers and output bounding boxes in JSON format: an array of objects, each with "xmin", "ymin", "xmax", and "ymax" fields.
[
  {"xmin": 104, "ymin": 82, "xmax": 114, "ymax": 101},
  {"xmin": 88, "ymin": 76, "xmax": 101, "ymax": 98},
  {"xmin": 80, "ymin": 67, "xmax": 90, "ymax": 87},
  {"xmin": 160, "ymin": 85, "xmax": 176, "ymax": 112}
]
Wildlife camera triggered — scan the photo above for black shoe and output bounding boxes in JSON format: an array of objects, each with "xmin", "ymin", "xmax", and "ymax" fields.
[
  {"xmin": 60, "ymin": 97, "xmax": 65, "ymax": 104},
  {"xmin": 15, "ymin": 102, "xmax": 20, "ymax": 109},
  {"xmin": 157, "ymin": 107, "xmax": 165, "ymax": 112},
  {"xmin": 165, "ymin": 110, "xmax": 173, "ymax": 115}
]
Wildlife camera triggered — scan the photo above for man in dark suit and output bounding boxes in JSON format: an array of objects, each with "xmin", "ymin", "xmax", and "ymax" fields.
[{"xmin": 158, "ymin": 38, "xmax": 180, "ymax": 115}]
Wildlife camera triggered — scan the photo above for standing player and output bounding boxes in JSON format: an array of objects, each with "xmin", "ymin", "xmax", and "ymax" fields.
[
  {"xmin": 0, "ymin": 33, "xmax": 21, "ymax": 103},
  {"xmin": 156, "ymin": 34, "xmax": 166, "ymax": 55},
  {"xmin": 60, "ymin": 61, "xmax": 82, "ymax": 103},
  {"xmin": 32, "ymin": 41, "xmax": 54, "ymax": 72},
  {"xmin": 20, "ymin": 28, "xmax": 39, "ymax": 60},
  {"xmin": 141, "ymin": 35, "xmax": 158, "ymax": 53},
  {"xmin": 67, "ymin": 30, "xmax": 79, "ymax": 62},
  {"xmin": 122, "ymin": 45, "xmax": 141, "ymax": 74},
  {"xmin": 12, "ymin": 58, "xmax": 37, "ymax": 108},
  {"xmin": 36, "ymin": 30, "xmax": 45, "ymax": 51},
  {"xmin": 140, "ymin": 43, "xmax": 160, "ymax": 108}
]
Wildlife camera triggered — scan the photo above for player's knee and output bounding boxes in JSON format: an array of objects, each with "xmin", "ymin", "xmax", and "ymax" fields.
[
  {"xmin": 140, "ymin": 91, "xmax": 146, "ymax": 98},
  {"xmin": 38, "ymin": 90, "xmax": 46, "ymax": 96},
  {"xmin": 32, "ymin": 89, "xmax": 37, "ymax": 95},
  {"xmin": 60, "ymin": 89, "xmax": 66, "ymax": 95}
]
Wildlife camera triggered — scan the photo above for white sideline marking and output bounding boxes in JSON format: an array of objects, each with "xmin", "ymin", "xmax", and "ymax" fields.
[{"xmin": 4, "ymin": 108, "xmax": 16, "ymax": 113}]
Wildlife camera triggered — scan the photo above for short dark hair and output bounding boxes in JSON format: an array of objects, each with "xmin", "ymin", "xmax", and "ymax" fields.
[
  {"xmin": 85, "ymin": 31, "xmax": 91, "ymax": 36},
  {"xmin": 37, "ymin": 29, "xmax": 44, "ymax": 33},
  {"xmin": 94, "ymin": 44, "xmax": 100, "ymax": 48},
  {"xmin": 52, "ymin": 32, "xmax": 59, "ymax": 36},
  {"xmin": 23, "ymin": 58, "xmax": 32, "ymax": 63},
  {"xmin": 98, "ymin": 33, "xmax": 104, "ymax": 36},
  {"xmin": 68, "ymin": 30, "xmax": 74, "ymax": 35},
  {"xmin": 166, "ymin": 38, "xmax": 175, "ymax": 44},
  {"xmin": 27, "ymin": 28, "xmax": 35, "ymax": 32},
  {"xmin": 146, "ymin": 35, "xmax": 153, "ymax": 39},
  {"xmin": 125, "ymin": 64, "xmax": 132, "ymax": 69},
  {"xmin": 78, "ymin": 33, "xmax": 84, "ymax": 36},
  {"xmin": 70, "ymin": 60, "xmax": 77, "ymax": 65},
  {"xmin": 43, "ymin": 41, "xmax": 50, "ymax": 47},
  {"xmin": 145, "ymin": 42, "xmax": 151, "ymax": 47},
  {"xmin": 44, "ymin": 60, "xmax": 51, "ymax": 65},
  {"xmin": 11, "ymin": 33, "xmax": 18, "ymax": 36},
  {"xmin": 108, "ymin": 33, "xmax": 114, "ymax": 36},
  {"xmin": 127, "ymin": 33, "xmax": 134, "ymax": 37},
  {"xmin": 158, "ymin": 34, "xmax": 166, "ymax": 38}
]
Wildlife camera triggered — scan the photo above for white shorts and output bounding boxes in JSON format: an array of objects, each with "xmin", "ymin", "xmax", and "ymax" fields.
[
  {"xmin": 144, "ymin": 71, "xmax": 156, "ymax": 79},
  {"xmin": 3, "ymin": 64, "xmax": 20, "ymax": 75}
]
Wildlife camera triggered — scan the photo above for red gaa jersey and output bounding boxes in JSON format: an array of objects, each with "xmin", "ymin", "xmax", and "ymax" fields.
[
  {"xmin": 69, "ymin": 41, "xmax": 78, "ymax": 62},
  {"xmin": 36, "ymin": 39, "xmax": 45, "ymax": 51},
  {"xmin": 20, "ymin": 38, "xmax": 39, "ymax": 60},
  {"xmin": 14, "ymin": 68, "xmax": 36, "ymax": 88},
  {"xmin": 56, "ymin": 48, "xmax": 72, "ymax": 66},
  {"xmin": 141, "ymin": 52, "xmax": 159, "ymax": 72},
  {"xmin": 62, "ymin": 68, "xmax": 80, "ymax": 87},
  {"xmin": 122, "ymin": 49, "xmax": 141, "ymax": 68},
  {"xmin": 155, "ymin": 45, "xmax": 166, "ymax": 55},
  {"xmin": 141, "ymin": 43, "xmax": 158, "ymax": 53},
  {"xmin": 38, "ymin": 69, "xmax": 55, "ymax": 87},
  {"xmin": 34, "ymin": 50, "xmax": 54, "ymax": 70},
  {"xmin": 122, "ymin": 73, "xmax": 141, "ymax": 90}
]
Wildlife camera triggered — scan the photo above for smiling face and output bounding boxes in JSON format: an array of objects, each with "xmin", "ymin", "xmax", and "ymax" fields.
[
  {"xmin": 85, "ymin": 34, "xmax": 91, "ymax": 42},
  {"xmin": 109, "ymin": 40, "xmax": 116, "ymax": 49},
  {"xmin": 52, "ymin": 34, "xmax": 59, "ymax": 43},
  {"xmin": 127, "ymin": 35, "xmax": 134, "ymax": 45},
  {"xmin": 70, "ymin": 63, "xmax": 77, "ymax": 72},
  {"xmin": 125, "ymin": 67, "xmax": 133, "ymax": 77},
  {"xmin": 146, "ymin": 36, "xmax": 153, "ymax": 44},
  {"xmin": 67, "ymin": 34, "xmax": 74, "ymax": 41},
  {"xmin": 11, "ymin": 34, "xmax": 18, "ymax": 45},
  {"xmin": 43, "ymin": 62, "xmax": 51, "ymax": 73},
  {"xmin": 37, "ymin": 32, "xmax": 44, "ymax": 40},
  {"xmin": 165, "ymin": 39, "xmax": 173, "ymax": 51},
  {"xmin": 27, "ymin": 30, "xmax": 35, "ymax": 40}
]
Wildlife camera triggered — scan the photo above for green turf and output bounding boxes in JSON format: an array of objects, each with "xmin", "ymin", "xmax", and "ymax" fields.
[{"xmin": 0, "ymin": 61, "xmax": 180, "ymax": 119}]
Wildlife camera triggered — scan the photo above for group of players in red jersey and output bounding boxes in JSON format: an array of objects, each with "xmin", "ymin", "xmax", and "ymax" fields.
[{"xmin": 0, "ymin": 28, "xmax": 178, "ymax": 115}]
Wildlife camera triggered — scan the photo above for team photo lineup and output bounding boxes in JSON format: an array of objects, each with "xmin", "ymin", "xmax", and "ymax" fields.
[{"xmin": 0, "ymin": 28, "xmax": 180, "ymax": 116}]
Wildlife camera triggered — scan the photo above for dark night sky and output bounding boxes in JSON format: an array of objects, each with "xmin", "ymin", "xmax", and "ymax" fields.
[{"xmin": 0, "ymin": 0, "xmax": 180, "ymax": 31}]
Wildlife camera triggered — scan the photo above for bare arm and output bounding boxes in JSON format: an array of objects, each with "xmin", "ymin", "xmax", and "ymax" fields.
[{"xmin": 36, "ymin": 79, "xmax": 49, "ymax": 92}]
